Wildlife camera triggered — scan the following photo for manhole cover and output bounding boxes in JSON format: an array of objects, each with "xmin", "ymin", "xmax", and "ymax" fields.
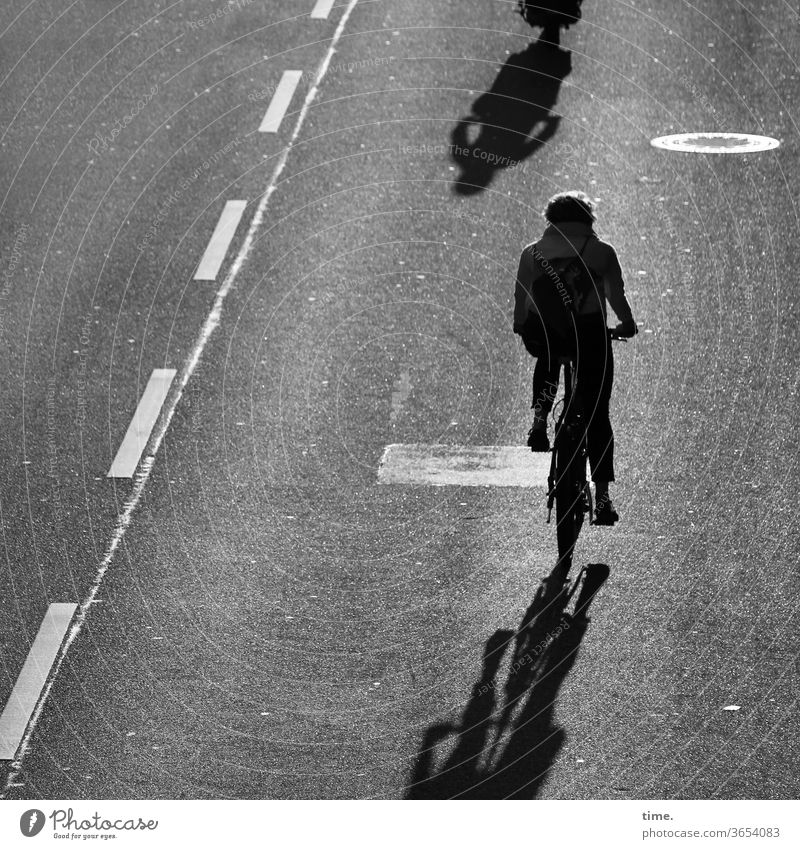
[{"xmin": 650, "ymin": 132, "xmax": 780, "ymax": 153}]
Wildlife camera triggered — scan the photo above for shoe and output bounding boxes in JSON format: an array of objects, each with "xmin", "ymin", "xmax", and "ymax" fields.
[
  {"xmin": 527, "ymin": 425, "xmax": 550, "ymax": 452},
  {"xmin": 593, "ymin": 501, "xmax": 619, "ymax": 526}
]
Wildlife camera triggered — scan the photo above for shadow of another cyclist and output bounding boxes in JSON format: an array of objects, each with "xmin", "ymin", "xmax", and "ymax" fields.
[
  {"xmin": 406, "ymin": 562, "xmax": 610, "ymax": 799},
  {"xmin": 450, "ymin": 37, "xmax": 573, "ymax": 195}
]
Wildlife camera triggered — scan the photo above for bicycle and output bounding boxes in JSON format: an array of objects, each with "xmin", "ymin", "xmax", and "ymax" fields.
[{"xmin": 545, "ymin": 327, "xmax": 626, "ymax": 578}]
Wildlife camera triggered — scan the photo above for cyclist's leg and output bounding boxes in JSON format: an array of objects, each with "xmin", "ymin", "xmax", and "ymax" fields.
[
  {"xmin": 529, "ymin": 352, "xmax": 559, "ymax": 451},
  {"xmin": 582, "ymin": 337, "xmax": 619, "ymax": 523},
  {"xmin": 532, "ymin": 352, "xmax": 559, "ymax": 417},
  {"xmin": 576, "ymin": 325, "xmax": 615, "ymax": 486}
]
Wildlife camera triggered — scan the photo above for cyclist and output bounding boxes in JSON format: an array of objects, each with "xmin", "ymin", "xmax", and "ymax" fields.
[
  {"xmin": 519, "ymin": 1, "xmax": 585, "ymax": 47},
  {"xmin": 513, "ymin": 190, "xmax": 638, "ymax": 525}
]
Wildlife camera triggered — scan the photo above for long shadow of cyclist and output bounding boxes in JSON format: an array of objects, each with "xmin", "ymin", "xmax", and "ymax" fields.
[
  {"xmin": 451, "ymin": 37, "xmax": 572, "ymax": 195},
  {"xmin": 406, "ymin": 563, "xmax": 609, "ymax": 798}
]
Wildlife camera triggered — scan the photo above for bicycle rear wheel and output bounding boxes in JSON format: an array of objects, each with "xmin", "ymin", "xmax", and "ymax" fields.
[{"xmin": 553, "ymin": 420, "xmax": 589, "ymax": 565}]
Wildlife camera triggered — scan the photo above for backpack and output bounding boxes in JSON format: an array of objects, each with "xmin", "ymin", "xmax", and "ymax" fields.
[{"xmin": 515, "ymin": 236, "xmax": 593, "ymax": 357}]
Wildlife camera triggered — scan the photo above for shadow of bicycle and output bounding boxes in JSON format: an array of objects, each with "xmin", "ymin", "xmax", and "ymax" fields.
[{"xmin": 406, "ymin": 562, "xmax": 609, "ymax": 799}]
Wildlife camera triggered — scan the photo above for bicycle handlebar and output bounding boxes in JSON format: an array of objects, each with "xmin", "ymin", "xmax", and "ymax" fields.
[{"xmin": 609, "ymin": 322, "xmax": 638, "ymax": 341}]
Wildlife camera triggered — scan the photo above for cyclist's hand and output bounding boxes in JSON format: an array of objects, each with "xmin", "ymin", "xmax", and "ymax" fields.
[{"xmin": 613, "ymin": 319, "xmax": 638, "ymax": 338}]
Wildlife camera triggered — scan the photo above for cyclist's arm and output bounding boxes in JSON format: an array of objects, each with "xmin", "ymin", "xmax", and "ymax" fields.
[
  {"xmin": 513, "ymin": 247, "xmax": 535, "ymax": 335},
  {"xmin": 603, "ymin": 247, "xmax": 636, "ymax": 327}
]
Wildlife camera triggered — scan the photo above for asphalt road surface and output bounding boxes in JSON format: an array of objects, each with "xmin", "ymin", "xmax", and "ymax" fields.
[{"xmin": 1, "ymin": 0, "xmax": 799, "ymax": 800}]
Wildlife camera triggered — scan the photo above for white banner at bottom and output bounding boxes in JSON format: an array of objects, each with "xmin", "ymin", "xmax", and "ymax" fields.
[{"xmin": 0, "ymin": 800, "xmax": 797, "ymax": 848}]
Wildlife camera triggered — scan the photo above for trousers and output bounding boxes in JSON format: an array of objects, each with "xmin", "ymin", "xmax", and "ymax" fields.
[{"xmin": 531, "ymin": 324, "xmax": 615, "ymax": 482}]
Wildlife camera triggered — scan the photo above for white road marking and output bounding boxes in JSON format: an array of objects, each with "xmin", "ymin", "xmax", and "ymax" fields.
[
  {"xmin": 258, "ymin": 70, "xmax": 303, "ymax": 133},
  {"xmin": 378, "ymin": 444, "xmax": 552, "ymax": 487},
  {"xmin": 650, "ymin": 132, "xmax": 780, "ymax": 154},
  {"xmin": 311, "ymin": 0, "xmax": 336, "ymax": 19},
  {"xmin": 107, "ymin": 369, "xmax": 176, "ymax": 478},
  {"xmin": 194, "ymin": 199, "xmax": 247, "ymax": 281},
  {"xmin": 0, "ymin": 604, "xmax": 77, "ymax": 760},
  {"xmin": 2, "ymin": 0, "xmax": 363, "ymax": 794},
  {"xmin": 389, "ymin": 369, "xmax": 411, "ymax": 423}
]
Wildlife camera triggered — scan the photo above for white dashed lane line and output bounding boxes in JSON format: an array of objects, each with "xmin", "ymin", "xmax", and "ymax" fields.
[
  {"xmin": 107, "ymin": 369, "xmax": 176, "ymax": 478},
  {"xmin": 193, "ymin": 199, "xmax": 247, "ymax": 281},
  {"xmin": 389, "ymin": 369, "xmax": 411, "ymax": 424},
  {"xmin": 0, "ymin": 604, "xmax": 77, "ymax": 760},
  {"xmin": 258, "ymin": 70, "xmax": 304, "ymax": 133},
  {"xmin": 311, "ymin": 0, "xmax": 336, "ymax": 20},
  {"xmin": 378, "ymin": 444, "xmax": 552, "ymax": 487}
]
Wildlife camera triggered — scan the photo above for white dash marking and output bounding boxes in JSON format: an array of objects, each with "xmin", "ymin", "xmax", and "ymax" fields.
[
  {"xmin": 259, "ymin": 70, "xmax": 303, "ymax": 133},
  {"xmin": 0, "ymin": 604, "xmax": 77, "ymax": 760},
  {"xmin": 378, "ymin": 444, "xmax": 551, "ymax": 487},
  {"xmin": 311, "ymin": 0, "xmax": 336, "ymax": 20},
  {"xmin": 389, "ymin": 369, "xmax": 411, "ymax": 424},
  {"xmin": 108, "ymin": 369, "xmax": 176, "ymax": 478},
  {"xmin": 194, "ymin": 200, "xmax": 247, "ymax": 281}
]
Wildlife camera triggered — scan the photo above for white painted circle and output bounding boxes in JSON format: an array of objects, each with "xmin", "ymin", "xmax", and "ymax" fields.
[{"xmin": 650, "ymin": 132, "xmax": 780, "ymax": 154}]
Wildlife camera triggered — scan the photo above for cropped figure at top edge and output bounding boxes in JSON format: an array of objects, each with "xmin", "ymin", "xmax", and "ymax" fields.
[
  {"xmin": 513, "ymin": 191, "xmax": 638, "ymax": 525},
  {"xmin": 518, "ymin": 1, "xmax": 585, "ymax": 46}
]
